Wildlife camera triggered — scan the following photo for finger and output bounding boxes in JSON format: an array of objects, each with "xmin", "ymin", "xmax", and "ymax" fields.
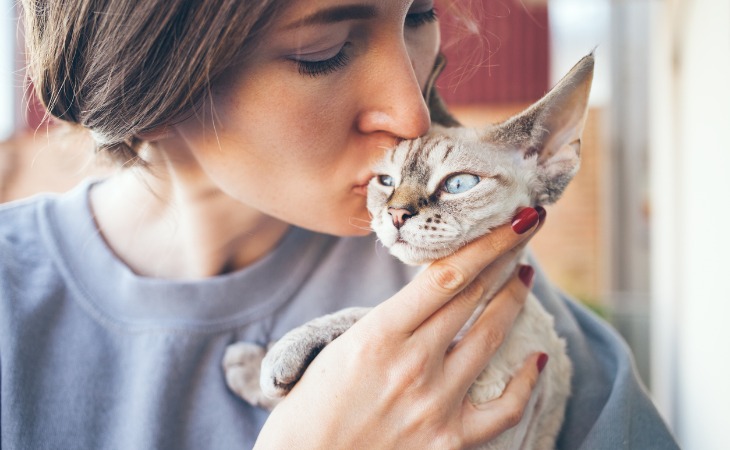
[
  {"xmin": 444, "ymin": 265, "xmax": 533, "ymax": 387},
  {"xmin": 461, "ymin": 352, "xmax": 547, "ymax": 448},
  {"xmin": 417, "ymin": 251, "xmax": 519, "ymax": 351},
  {"xmin": 373, "ymin": 208, "xmax": 541, "ymax": 335},
  {"xmin": 416, "ymin": 208, "xmax": 547, "ymax": 349}
]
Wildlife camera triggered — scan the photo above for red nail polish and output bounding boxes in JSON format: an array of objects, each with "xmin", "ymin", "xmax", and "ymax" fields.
[
  {"xmin": 537, "ymin": 353, "xmax": 549, "ymax": 373},
  {"xmin": 511, "ymin": 208, "xmax": 539, "ymax": 234},
  {"xmin": 518, "ymin": 264, "xmax": 534, "ymax": 287},
  {"xmin": 535, "ymin": 205, "xmax": 547, "ymax": 225}
]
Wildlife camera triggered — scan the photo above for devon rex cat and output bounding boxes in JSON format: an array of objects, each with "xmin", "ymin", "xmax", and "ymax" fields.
[{"xmin": 223, "ymin": 53, "xmax": 594, "ymax": 449}]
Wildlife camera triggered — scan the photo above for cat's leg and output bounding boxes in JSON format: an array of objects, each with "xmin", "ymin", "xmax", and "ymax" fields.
[
  {"xmin": 260, "ymin": 306, "xmax": 371, "ymax": 399},
  {"xmin": 222, "ymin": 342, "xmax": 282, "ymax": 411}
]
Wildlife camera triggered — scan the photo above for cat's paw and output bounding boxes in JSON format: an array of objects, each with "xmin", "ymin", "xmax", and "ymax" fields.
[
  {"xmin": 259, "ymin": 331, "xmax": 326, "ymax": 399},
  {"xmin": 222, "ymin": 342, "xmax": 281, "ymax": 410},
  {"xmin": 469, "ymin": 366, "xmax": 510, "ymax": 405},
  {"xmin": 260, "ymin": 306, "xmax": 370, "ymax": 399}
]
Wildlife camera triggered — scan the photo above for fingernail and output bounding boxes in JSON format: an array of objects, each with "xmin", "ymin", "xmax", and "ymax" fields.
[
  {"xmin": 511, "ymin": 208, "xmax": 539, "ymax": 234},
  {"xmin": 518, "ymin": 264, "xmax": 534, "ymax": 288},
  {"xmin": 535, "ymin": 205, "xmax": 547, "ymax": 225},
  {"xmin": 537, "ymin": 353, "xmax": 549, "ymax": 373}
]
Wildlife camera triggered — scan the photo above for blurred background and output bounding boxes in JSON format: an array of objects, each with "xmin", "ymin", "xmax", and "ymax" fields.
[{"xmin": 1, "ymin": 0, "xmax": 728, "ymax": 448}]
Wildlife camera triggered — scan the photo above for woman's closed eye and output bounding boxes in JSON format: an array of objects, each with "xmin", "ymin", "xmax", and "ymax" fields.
[
  {"xmin": 293, "ymin": 43, "xmax": 352, "ymax": 77},
  {"xmin": 405, "ymin": 8, "xmax": 437, "ymax": 28},
  {"xmin": 292, "ymin": 7, "xmax": 438, "ymax": 78}
]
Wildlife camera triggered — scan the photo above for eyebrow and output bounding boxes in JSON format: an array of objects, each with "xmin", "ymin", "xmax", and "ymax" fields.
[{"xmin": 283, "ymin": 4, "xmax": 379, "ymax": 30}]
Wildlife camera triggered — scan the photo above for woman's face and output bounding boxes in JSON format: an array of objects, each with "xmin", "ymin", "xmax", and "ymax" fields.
[{"xmin": 173, "ymin": 0, "xmax": 440, "ymax": 236}]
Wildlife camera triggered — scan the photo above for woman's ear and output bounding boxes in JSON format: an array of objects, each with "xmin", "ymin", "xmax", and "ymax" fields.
[
  {"xmin": 488, "ymin": 53, "xmax": 595, "ymax": 204},
  {"xmin": 424, "ymin": 53, "xmax": 461, "ymax": 128}
]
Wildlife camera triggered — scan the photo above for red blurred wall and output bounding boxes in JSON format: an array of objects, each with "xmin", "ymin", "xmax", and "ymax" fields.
[{"xmin": 437, "ymin": 1, "xmax": 550, "ymax": 105}]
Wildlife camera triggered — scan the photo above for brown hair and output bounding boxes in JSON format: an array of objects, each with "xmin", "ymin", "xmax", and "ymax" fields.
[{"xmin": 21, "ymin": 0, "xmax": 283, "ymax": 164}]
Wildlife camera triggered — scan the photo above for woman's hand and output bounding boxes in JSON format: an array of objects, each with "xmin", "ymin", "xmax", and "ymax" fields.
[{"xmin": 254, "ymin": 207, "xmax": 546, "ymax": 449}]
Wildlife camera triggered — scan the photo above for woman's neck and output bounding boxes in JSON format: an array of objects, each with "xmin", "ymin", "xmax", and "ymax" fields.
[{"xmin": 89, "ymin": 166, "xmax": 290, "ymax": 279}]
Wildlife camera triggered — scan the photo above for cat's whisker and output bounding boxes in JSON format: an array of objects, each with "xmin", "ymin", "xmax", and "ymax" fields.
[
  {"xmin": 349, "ymin": 216, "xmax": 372, "ymax": 224},
  {"xmin": 347, "ymin": 217, "xmax": 374, "ymax": 232}
]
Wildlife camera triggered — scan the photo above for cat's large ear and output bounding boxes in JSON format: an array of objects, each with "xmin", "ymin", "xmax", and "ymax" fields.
[{"xmin": 489, "ymin": 53, "xmax": 595, "ymax": 204}]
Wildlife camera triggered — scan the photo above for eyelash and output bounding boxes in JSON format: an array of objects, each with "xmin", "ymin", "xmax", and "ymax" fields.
[
  {"xmin": 405, "ymin": 8, "xmax": 438, "ymax": 28},
  {"xmin": 295, "ymin": 8, "xmax": 438, "ymax": 78},
  {"xmin": 296, "ymin": 44, "xmax": 352, "ymax": 77}
]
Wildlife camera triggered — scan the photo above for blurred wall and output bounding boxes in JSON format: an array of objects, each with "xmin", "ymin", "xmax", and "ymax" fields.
[
  {"xmin": 0, "ymin": 0, "xmax": 18, "ymax": 140},
  {"xmin": 650, "ymin": 0, "xmax": 730, "ymax": 448},
  {"xmin": 437, "ymin": 0, "xmax": 549, "ymax": 104}
]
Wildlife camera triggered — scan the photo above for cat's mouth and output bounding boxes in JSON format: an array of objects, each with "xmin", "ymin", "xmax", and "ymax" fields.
[
  {"xmin": 388, "ymin": 233, "xmax": 409, "ymax": 248},
  {"xmin": 393, "ymin": 235, "xmax": 426, "ymax": 249},
  {"xmin": 388, "ymin": 235, "xmax": 448, "ymax": 266}
]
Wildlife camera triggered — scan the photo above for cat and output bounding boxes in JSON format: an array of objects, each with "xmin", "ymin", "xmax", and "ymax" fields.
[{"xmin": 223, "ymin": 53, "xmax": 594, "ymax": 449}]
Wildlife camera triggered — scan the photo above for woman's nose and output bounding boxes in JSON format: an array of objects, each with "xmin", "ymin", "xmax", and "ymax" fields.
[{"xmin": 356, "ymin": 48, "xmax": 431, "ymax": 140}]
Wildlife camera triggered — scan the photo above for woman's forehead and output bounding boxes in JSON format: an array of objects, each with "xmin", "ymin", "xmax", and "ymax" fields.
[{"xmin": 275, "ymin": 0, "xmax": 424, "ymax": 31}]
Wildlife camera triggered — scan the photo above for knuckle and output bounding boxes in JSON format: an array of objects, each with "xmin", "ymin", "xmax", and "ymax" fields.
[
  {"xmin": 477, "ymin": 327, "xmax": 506, "ymax": 354},
  {"xmin": 383, "ymin": 348, "xmax": 432, "ymax": 396},
  {"xmin": 496, "ymin": 281, "xmax": 527, "ymax": 311},
  {"xmin": 462, "ymin": 279, "xmax": 486, "ymax": 303},
  {"xmin": 427, "ymin": 263, "xmax": 467, "ymax": 294},
  {"xmin": 403, "ymin": 350, "xmax": 432, "ymax": 385},
  {"xmin": 405, "ymin": 347, "xmax": 431, "ymax": 377},
  {"xmin": 507, "ymin": 406, "xmax": 526, "ymax": 428},
  {"xmin": 345, "ymin": 331, "xmax": 385, "ymax": 366},
  {"xmin": 432, "ymin": 431, "xmax": 462, "ymax": 450},
  {"xmin": 480, "ymin": 230, "xmax": 512, "ymax": 256},
  {"xmin": 506, "ymin": 283, "xmax": 528, "ymax": 307},
  {"xmin": 502, "ymin": 399, "xmax": 526, "ymax": 428},
  {"xmin": 449, "ymin": 280, "xmax": 486, "ymax": 312}
]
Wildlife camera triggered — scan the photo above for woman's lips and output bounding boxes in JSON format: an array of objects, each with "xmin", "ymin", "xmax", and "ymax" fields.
[
  {"xmin": 352, "ymin": 175, "xmax": 374, "ymax": 197},
  {"xmin": 352, "ymin": 183, "xmax": 369, "ymax": 197}
]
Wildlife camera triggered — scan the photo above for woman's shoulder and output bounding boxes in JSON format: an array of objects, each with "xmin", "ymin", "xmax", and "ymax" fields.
[
  {"xmin": 0, "ymin": 193, "xmax": 54, "ymax": 257},
  {"xmin": 0, "ymin": 193, "xmax": 69, "ymax": 321},
  {"xmin": 0, "ymin": 182, "xmax": 93, "ymax": 290}
]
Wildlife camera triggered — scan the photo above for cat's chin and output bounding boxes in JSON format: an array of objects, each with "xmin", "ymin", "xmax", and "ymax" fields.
[{"xmin": 388, "ymin": 241, "xmax": 453, "ymax": 266}]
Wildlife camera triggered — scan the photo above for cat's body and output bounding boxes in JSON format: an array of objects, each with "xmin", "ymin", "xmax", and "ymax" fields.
[{"xmin": 224, "ymin": 54, "xmax": 594, "ymax": 449}]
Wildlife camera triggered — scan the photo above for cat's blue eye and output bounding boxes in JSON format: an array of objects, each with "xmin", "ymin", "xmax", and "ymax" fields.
[
  {"xmin": 378, "ymin": 175, "xmax": 394, "ymax": 187},
  {"xmin": 443, "ymin": 173, "xmax": 480, "ymax": 194}
]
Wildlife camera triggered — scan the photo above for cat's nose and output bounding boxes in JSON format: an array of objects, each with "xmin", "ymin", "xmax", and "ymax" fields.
[{"xmin": 388, "ymin": 208, "xmax": 414, "ymax": 229}]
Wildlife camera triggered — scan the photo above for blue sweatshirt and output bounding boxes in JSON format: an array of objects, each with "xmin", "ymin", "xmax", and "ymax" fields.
[{"xmin": 0, "ymin": 180, "xmax": 677, "ymax": 449}]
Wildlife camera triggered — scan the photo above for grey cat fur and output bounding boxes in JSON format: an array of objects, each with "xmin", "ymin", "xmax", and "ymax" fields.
[{"xmin": 223, "ymin": 53, "xmax": 595, "ymax": 449}]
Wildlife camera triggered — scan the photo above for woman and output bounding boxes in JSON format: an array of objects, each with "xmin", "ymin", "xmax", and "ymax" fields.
[{"xmin": 1, "ymin": 0, "xmax": 677, "ymax": 448}]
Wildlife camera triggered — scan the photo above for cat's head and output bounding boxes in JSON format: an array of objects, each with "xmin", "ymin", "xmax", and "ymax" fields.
[{"xmin": 367, "ymin": 54, "xmax": 594, "ymax": 265}]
